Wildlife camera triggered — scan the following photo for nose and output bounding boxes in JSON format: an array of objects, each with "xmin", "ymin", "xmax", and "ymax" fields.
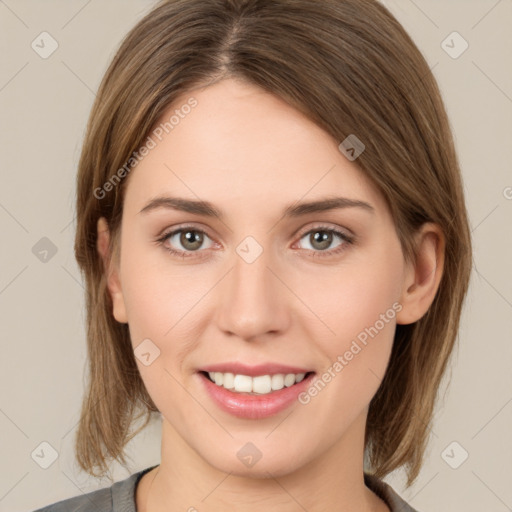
[{"xmin": 214, "ymin": 241, "xmax": 291, "ymax": 342}]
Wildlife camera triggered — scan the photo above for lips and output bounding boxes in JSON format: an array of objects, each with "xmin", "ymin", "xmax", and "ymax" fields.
[{"xmin": 197, "ymin": 362, "xmax": 316, "ymax": 419}]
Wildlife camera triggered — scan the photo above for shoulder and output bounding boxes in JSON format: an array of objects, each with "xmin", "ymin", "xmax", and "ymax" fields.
[
  {"xmin": 31, "ymin": 466, "xmax": 158, "ymax": 512},
  {"xmin": 31, "ymin": 484, "xmax": 112, "ymax": 512},
  {"xmin": 364, "ymin": 473, "xmax": 421, "ymax": 512}
]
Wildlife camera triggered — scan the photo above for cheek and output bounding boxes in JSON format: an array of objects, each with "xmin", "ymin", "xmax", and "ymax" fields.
[
  {"xmin": 290, "ymin": 243, "xmax": 403, "ymax": 400},
  {"xmin": 292, "ymin": 244, "xmax": 403, "ymax": 345},
  {"xmin": 293, "ymin": 265, "xmax": 401, "ymax": 442},
  {"xmin": 119, "ymin": 238, "xmax": 209, "ymax": 344},
  {"xmin": 119, "ymin": 252, "xmax": 203, "ymax": 417}
]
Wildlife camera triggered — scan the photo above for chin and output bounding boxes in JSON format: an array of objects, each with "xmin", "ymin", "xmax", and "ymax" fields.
[{"xmin": 198, "ymin": 439, "xmax": 310, "ymax": 479}]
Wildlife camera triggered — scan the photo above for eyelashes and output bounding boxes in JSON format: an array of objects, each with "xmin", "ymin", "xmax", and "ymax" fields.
[{"xmin": 156, "ymin": 224, "xmax": 355, "ymax": 260}]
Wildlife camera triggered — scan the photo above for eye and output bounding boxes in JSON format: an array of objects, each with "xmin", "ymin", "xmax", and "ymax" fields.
[
  {"xmin": 296, "ymin": 226, "xmax": 354, "ymax": 257},
  {"xmin": 157, "ymin": 226, "xmax": 214, "ymax": 258},
  {"xmin": 156, "ymin": 224, "xmax": 355, "ymax": 260}
]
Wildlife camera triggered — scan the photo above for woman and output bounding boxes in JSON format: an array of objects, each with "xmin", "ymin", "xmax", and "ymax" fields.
[{"xmin": 33, "ymin": 0, "xmax": 472, "ymax": 510}]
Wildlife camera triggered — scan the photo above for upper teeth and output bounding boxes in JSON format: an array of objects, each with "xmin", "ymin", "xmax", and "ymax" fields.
[{"xmin": 208, "ymin": 372, "xmax": 306, "ymax": 394}]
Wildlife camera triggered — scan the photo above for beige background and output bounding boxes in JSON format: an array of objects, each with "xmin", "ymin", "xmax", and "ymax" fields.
[{"xmin": 1, "ymin": 1, "xmax": 511, "ymax": 511}]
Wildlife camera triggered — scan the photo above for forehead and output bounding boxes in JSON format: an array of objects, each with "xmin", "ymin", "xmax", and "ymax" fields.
[{"xmin": 122, "ymin": 78, "xmax": 387, "ymax": 219}]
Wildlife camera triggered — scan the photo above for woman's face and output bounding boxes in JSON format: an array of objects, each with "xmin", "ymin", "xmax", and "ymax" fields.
[{"xmin": 104, "ymin": 77, "xmax": 411, "ymax": 477}]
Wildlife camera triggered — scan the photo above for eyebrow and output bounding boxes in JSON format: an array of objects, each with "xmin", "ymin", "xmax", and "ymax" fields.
[{"xmin": 138, "ymin": 195, "xmax": 375, "ymax": 218}]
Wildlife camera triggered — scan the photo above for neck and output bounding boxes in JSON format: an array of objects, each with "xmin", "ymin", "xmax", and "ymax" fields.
[{"xmin": 138, "ymin": 411, "xmax": 389, "ymax": 512}]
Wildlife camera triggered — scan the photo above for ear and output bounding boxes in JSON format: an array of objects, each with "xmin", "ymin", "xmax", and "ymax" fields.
[
  {"xmin": 396, "ymin": 223, "xmax": 445, "ymax": 325},
  {"xmin": 96, "ymin": 217, "xmax": 128, "ymax": 324}
]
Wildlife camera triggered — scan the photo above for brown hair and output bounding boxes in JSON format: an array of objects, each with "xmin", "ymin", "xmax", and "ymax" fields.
[{"xmin": 73, "ymin": 0, "xmax": 472, "ymax": 486}]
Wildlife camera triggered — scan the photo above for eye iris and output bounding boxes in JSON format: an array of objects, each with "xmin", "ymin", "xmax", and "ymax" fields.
[
  {"xmin": 311, "ymin": 230, "xmax": 332, "ymax": 250},
  {"xmin": 181, "ymin": 230, "xmax": 203, "ymax": 251}
]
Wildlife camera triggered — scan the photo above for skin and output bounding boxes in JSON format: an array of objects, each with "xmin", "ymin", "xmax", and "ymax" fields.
[{"xmin": 97, "ymin": 77, "xmax": 445, "ymax": 512}]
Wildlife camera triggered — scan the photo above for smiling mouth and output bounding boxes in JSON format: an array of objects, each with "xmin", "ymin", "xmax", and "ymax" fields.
[{"xmin": 199, "ymin": 370, "xmax": 315, "ymax": 395}]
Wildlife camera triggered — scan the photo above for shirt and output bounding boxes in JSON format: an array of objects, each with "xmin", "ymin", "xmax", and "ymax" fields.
[{"xmin": 32, "ymin": 465, "xmax": 419, "ymax": 511}]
